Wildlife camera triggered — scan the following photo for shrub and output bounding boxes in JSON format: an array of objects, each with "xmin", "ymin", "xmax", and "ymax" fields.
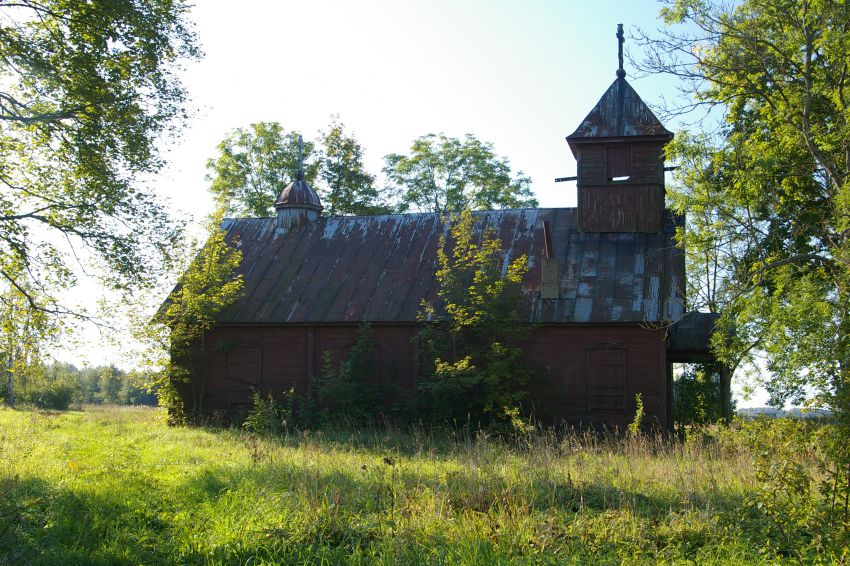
[
  {"xmin": 673, "ymin": 362, "xmax": 730, "ymax": 425},
  {"xmin": 16, "ymin": 366, "xmax": 77, "ymax": 410},
  {"xmin": 731, "ymin": 418, "xmax": 850, "ymax": 561},
  {"xmin": 243, "ymin": 389, "xmax": 294, "ymax": 436},
  {"xmin": 417, "ymin": 209, "xmax": 535, "ymax": 426},
  {"xmin": 311, "ymin": 324, "xmax": 381, "ymax": 425}
]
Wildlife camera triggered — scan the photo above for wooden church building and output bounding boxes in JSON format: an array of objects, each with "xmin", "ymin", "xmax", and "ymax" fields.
[{"xmin": 177, "ymin": 29, "xmax": 716, "ymax": 428}]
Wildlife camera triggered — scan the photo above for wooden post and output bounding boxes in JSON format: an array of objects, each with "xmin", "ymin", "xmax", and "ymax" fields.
[
  {"xmin": 306, "ymin": 327, "xmax": 315, "ymax": 387},
  {"xmin": 666, "ymin": 361, "xmax": 673, "ymax": 433},
  {"xmin": 719, "ymin": 363, "xmax": 732, "ymax": 423}
]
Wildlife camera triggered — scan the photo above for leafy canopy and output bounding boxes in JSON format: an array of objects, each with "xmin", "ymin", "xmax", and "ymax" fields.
[
  {"xmin": 384, "ymin": 133, "xmax": 538, "ymax": 213},
  {"xmin": 318, "ymin": 117, "xmax": 391, "ymax": 216},
  {"xmin": 0, "ymin": 0, "xmax": 198, "ymax": 318},
  {"xmin": 206, "ymin": 122, "xmax": 319, "ymax": 217},
  {"xmin": 635, "ymin": 0, "xmax": 850, "ymax": 410},
  {"xmin": 147, "ymin": 208, "xmax": 244, "ymax": 419},
  {"xmin": 206, "ymin": 118, "xmax": 391, "ymax": 218},
  {"xmin": 418, "ymin": 209, "xmax": 533, "ymax": 423}
]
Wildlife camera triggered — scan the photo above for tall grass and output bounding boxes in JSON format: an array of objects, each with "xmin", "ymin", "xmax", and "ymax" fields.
[{"xmin": 0, "ymin": 406, "xmax": 819, "ymax": 564}]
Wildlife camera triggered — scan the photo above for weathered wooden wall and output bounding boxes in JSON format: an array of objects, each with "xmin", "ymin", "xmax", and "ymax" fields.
[
  {"xmin": 577, "ymin": 142, "xmax": 665, "ymax": 233},
  {"xmin": 187, "ymin": 325, "xmax": 417, "ymax": 414},
  {"xmin": 185, "ymin": 323, "xmax": 668, "ymax": 428},
  {"xmin": 521, "ymin": 325, "xmax": 668, "ymax": 427}
]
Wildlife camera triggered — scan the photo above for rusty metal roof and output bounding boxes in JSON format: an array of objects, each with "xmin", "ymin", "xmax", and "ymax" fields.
[
  {"xmin": 567, "ymin": 77, "xmax": 672, "ymax": 142},
  {"xmin": 216, "ymin": 208, "xmax": 685, "ymax": 325},
  {"xmin": 669, "ymin": 311, "xmax": 720, "ymax": 357}
]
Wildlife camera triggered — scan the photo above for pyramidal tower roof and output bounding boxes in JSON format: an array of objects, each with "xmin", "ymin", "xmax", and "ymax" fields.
[
  {"xmin": 567, "ymin": 78, "xmax": 672, "ymax": 140},
  {"xmin": 567, "ymin": 24, "xmax": 672, "ymax": 144}
]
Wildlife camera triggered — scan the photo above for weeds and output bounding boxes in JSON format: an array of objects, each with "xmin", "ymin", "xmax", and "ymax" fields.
[
  {"xmin": 242, "ymin": 389, "xmax": 294, "ymax": 436},
  {"xmin": 0, "ymin": 406, "xmax": 841, "ymax": 564}
]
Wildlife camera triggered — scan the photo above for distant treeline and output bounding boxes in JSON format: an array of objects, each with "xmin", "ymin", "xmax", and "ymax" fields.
[{"xmin": 1, "ymin": 363, "xmax": 157, "ymax": 410}]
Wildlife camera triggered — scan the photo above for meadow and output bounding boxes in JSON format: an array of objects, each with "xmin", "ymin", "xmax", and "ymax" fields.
[{"xmin": 0, "ymin": 406, "xmax": 839, "ymax": 564}]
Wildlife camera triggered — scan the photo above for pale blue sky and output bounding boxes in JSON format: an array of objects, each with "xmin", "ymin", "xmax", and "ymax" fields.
[{"xmin": 160, "ymin": 0, "xmax": 681, "ymax": 219}]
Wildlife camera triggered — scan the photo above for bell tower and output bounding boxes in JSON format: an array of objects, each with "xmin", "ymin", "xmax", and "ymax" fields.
[{"xmin": 567, "ymin": 24, "xmax": 673, "ymax": 233}]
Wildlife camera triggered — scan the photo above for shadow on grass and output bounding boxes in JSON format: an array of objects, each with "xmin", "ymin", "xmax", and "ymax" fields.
[
  {"xmin": 179, "ymin": 451, "xmax": 747, "ymax": 520},
  {"xmin": 1, "ymin": 452, "xmax": 749, "ymax": 566}
]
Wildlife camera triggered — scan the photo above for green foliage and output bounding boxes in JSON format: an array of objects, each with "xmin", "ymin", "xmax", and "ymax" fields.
[
  {"xmin": 1, "ymin": 362, "xmax": 158, "ymax": 410},
  {"xmin": 148, "ymin": 208, "xmax": 244, "ymax": 419},
  {"xmin": 206, "ymin": 122, "xmax": 319, "ymax": 217},
  {"xmin": 11, "ymin": 365, "xmax": 76, "ymax": 411},
  {"xmin": 5, "ymin": 406, "xmax": 848, "ymax": 564},
  {"xmin": 628, "ymin": 393, "xmax": 645, "ymax": 437},
  {"xmin": 638, "ymin": 0, "xmax": 850, "ymax": 414},
  {"xmin": 208, "ymin": 124, "xmax": 535, "ymax": 218},
  {"xmin": 23, "ymin": 378, "xmax": 76, "ymax": 411},
  {"xmin": 418, "ymin": 209, "xmax": 533, "ymax": 424},
  {"xmin": 384, "ymin": 133, "xmax": 538, "ymax": 213},
  {"xmin": 673, "ymin": 363, "xmax": 730, "ymax": 426},
  {"xmin": 243, "ymin": 389, "xmax": 294, "ymax": 436},
  {"xmin": 0, "ymin": 0, "xmax": 197, "ymax": 317},
  {"xmin": 312, "ymin": 324, "xmax": 381, "ymax": 425},
  {"xmin": 51, "ymin": 364, "xmax": 156, "ymax": 406},
  {"xmin": 0, "ymin": 282, "xmax": 55, "ymax": 408},
  {"xmin": 207, "ymin": 118, "xmax": 393, "ymax": 218},
  {"xmin": 318, "ymin": 117, "xmax": 392, "ymax": 216},
  {"xmin": 730, "ymin": 418, "xmax": 850, "ymax": 561}
]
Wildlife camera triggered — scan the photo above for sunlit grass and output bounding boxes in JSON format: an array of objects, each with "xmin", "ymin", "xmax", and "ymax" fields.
[{"xmin": 0, "ymin": 406, "xmax": 771, "ymax": 564}]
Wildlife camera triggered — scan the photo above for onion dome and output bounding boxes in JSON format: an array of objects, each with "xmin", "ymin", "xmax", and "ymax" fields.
[
  {"xmin": 274, "ymin": 176, "xmax": 323, "ymax": 212},
  {"xmin": 274, "ymin": 135, "xmax": 323, "ymax": 213}
]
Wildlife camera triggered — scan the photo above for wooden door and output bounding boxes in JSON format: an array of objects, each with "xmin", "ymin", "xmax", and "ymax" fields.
[
  {"xmin": 227, "ymin": 348, "xmax": 261, "ymax": 406},
  {"xmin": 586, "ymin": 349, "xmax": 626, "ymax": 410}
]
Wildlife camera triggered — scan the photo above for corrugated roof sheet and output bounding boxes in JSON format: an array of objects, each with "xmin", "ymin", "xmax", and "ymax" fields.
[
  {"xmin": 567, "ymin": 77, "xmax": 673, "ymax": 140},
  {"xmin": 216, "ymin": 208, "xmax": 685, "ymax": 325}
]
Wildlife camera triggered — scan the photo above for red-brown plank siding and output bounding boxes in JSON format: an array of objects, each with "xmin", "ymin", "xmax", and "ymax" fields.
[
  {"xmin": 575, "ymin": 141, "xmax": 666, "ymax": 234},
  {"xmin": 191, "ymin": 323, "xmax": 669, "ymax": 427},
  {"xmin": 578, "ymin": 184, "xmax": 663, "ymax": 233},
  {"xmin": 522, "ymin": 326, "xmax": 668, "ymax": 427}
]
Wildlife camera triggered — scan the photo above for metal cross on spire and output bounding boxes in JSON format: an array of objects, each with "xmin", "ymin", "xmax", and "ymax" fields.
[
  {"xmin": 616, "ymin": 23, "xmax": 626, "ymax": 78},
  {"xmin": 296, "ymin": 134, "xmax": 305, "ymax": 181}
]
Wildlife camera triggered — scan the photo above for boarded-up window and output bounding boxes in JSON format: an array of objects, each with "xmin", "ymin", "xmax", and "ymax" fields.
[
  {"xmin": 606, "ymin": 146, "xmax": 631, "ymax": 182},
  {"xmin": 540, "ymin": 220, "xmax": 559, "ymax": 299},
  {"xmin": 227, "ymin": 348, "xmax": 261, "ymax": 406},
  {"xmin": 541, "ymin": 257, "xmax": 559, "ymax": 299},
  {"xmin": 587, "ymin": 349, "xmax": 626, "ymax": 409}
]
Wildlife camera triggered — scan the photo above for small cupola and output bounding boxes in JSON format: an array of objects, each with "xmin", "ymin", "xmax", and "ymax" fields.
[
  {"xmin": 274, "ymin": 135, "xmax": 322, "ymax": 233},
  {"xmin": 566, "ymin": 24, "xmax": 673, "ymax": 233}
]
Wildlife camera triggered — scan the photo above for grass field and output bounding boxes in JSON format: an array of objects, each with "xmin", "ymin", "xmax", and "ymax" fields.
[{"xmin": 0, "ymin": 406, "xmax": 826, "ymax": 564}]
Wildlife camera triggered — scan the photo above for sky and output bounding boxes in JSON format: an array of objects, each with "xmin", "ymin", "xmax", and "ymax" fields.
[
  {"xmin": 159, "ymin": 0, "xmax": 681, "ymax": 219},
  {"xmin": 57, "ymin": 1, "xmax": 768, "ymax": 405}
]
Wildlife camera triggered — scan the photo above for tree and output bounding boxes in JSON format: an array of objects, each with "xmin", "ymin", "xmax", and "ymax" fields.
[
  {"xmin": 0, "ymin": 1, "xmax": 198, "ymax": 318},
  {"xmin": 0, "ymin": 282, "xmax": 54, "ymax": 407},
  {"xmin": 383, "ymin": 134, "xmax": 538, "ymax": 213},
  {"xmin": 317, "ymin": 117, "xmax": 391, "ymax": 215},
  {"xmin": 96, "ymin": 365, "xmax": 123, "ymax": 404},
  {"xmin": 634, "ymin": 0, "xmax": 850, "ymax": 414},
  {"xmin": 417, "ymin": 209, "xmax": 533, "ymax": 424},
  {"xmin": 206, "ymin": 122, "xmax": 319, "ymax": 217},
  {"xmin": 148, "ymin": 208, "xmax": 243, "ymax": 420}
]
